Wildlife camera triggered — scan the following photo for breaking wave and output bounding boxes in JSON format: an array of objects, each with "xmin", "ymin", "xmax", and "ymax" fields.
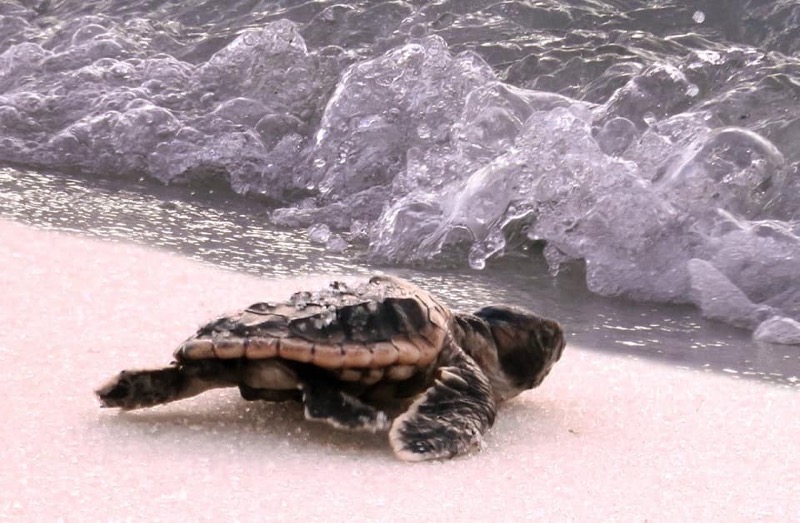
[{"xmin": 1, "ymin": 0, "xmax": 798, "ymax": 341}]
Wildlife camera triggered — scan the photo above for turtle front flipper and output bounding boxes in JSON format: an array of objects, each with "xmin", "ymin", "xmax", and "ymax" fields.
[
  {"xmin": 96, "ymin": 362, "xmax": 238, "ymax": 410},
  {"xmin": 301, "ymin": 381, "xmax": 390, "ymax": 432},
  {"xmin": 389, "ymin": 342, "xmax": 497, "ymax": 461}
]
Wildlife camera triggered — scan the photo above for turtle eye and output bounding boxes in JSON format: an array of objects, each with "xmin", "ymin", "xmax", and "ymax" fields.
[
  {"xmin": 534, "ymin": 320, "xmax": 565, "ymax": 360},
  {"xmin": 536, "ymin": 322, "xmax": 555, "ymax": 348},
  {"xmin": 489, "ymin": 324, "xmax": 517, "ymax": 352}
]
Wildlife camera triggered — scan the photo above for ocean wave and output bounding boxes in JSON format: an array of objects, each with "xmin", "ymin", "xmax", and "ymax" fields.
[{"xmin": 1, "ymin": 0, "xmax": 798, "ymax": 342}]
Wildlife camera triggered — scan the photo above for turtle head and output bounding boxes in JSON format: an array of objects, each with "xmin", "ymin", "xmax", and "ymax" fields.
[{"xmin": 473, "ymin": 305, "xmax": 566, "ymax": 399}]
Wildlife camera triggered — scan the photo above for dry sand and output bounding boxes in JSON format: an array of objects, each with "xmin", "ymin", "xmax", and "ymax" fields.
[{"xmin": 0, "ymin": 219, "xmax": 798, "ymax": 521}]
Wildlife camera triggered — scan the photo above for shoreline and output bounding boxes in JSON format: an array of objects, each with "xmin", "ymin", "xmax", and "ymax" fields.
[{"xmin": 1, "ymin": 219, "xmax": 798, "ymax": 521}]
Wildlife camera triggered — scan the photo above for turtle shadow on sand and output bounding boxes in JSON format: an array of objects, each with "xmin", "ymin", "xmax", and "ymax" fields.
[
  {"xmin": 94, "ymin": 390, "xmax": 398, "ymax": 460},
  {"xmin": 94, "ymin": 390, "xmax": 568, "ymax": 462}
]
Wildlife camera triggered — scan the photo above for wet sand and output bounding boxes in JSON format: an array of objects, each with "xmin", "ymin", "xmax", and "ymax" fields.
[{"xmin": 0, "ymin": 220, "xmax": 797, "ymax": 521}]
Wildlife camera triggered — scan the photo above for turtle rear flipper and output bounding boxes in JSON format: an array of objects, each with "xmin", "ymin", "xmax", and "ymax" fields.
[
  {"xmin": 301, "ymin": 380, "xmax": 390, "ymax": 432},
  {"xmin": 389, "ymin": 343, "xmax": 496, "ymax": 461},
  {"xmin": 96, "ymin": 362, "xmax": 238, "ymax": 410}
]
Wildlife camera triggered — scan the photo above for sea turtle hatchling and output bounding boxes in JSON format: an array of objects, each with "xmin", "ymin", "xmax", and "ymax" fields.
[{"xmin": 96, "ymin": 275, "xmax": 566, "ymax": 461}]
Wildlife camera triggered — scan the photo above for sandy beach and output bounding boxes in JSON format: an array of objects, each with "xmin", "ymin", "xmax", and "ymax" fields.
[{"xmin": 0, "ymin": 219, "xmax": 797, "ymax": 521}]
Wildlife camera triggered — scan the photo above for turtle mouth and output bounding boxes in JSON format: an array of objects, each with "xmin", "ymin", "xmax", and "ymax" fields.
[{"xmin": 553, "ymin": 331, "xmax": 566, "ymax": 361}]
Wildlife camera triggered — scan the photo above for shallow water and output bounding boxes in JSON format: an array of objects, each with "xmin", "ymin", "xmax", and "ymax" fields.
[{"xmin": 2, "ymin": 167, "xmax": 798, "ymax": 387}]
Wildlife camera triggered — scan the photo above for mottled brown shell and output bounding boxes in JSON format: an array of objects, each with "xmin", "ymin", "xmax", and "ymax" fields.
[{"xmin": 174, "ymin": 275, "xmax": 452, "ymax": 382}]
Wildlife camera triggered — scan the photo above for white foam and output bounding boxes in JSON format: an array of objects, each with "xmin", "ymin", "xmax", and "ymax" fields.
[{"xmin": 0, "ymin": 220, "xmax": 797, "ymax": 521}]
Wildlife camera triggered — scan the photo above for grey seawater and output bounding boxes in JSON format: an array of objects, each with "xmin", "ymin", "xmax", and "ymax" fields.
[
  {"xmin": 1, "ymin": 167, "xmax": 797, "ymax": 387},
  {"xmin": 0, "ymin": 2, "xmax": 799, "ymax": 356}
]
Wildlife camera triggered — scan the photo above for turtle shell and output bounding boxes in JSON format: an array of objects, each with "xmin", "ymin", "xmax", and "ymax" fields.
[{"xmin": 174, "ymin": 275, "xmax": 453, "ymax": 382}]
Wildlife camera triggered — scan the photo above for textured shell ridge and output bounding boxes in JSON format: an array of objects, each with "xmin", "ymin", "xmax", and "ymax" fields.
[{"xmin": 175, "ymin": 276, "xmax": 455, "ymax": 377}]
